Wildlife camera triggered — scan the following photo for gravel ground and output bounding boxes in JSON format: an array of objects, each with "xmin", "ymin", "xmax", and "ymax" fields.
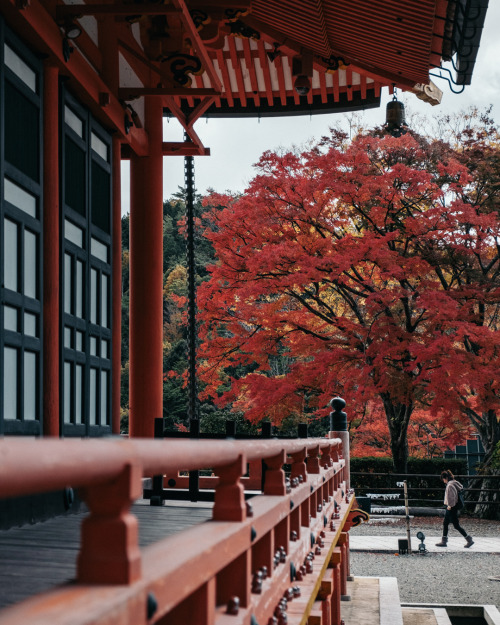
[
  {"xmin": 349, "ymin": 516, "xmax": 500, "ymax": 607},
  {"xmin": 350, "ymin": 515, "xmax": 500, "ymax": 537}
]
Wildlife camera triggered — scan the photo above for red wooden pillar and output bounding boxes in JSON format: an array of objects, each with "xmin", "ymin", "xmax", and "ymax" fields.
[
  {"xmin": 111, "ymin": 135, "xmax": 122, "ymax": 435},
  {"xmin": 42, "ymin": 62, "xmax": 59, "ymax": 437},
  {"xmin": 129, "ymin": 97, "xmax": 164, "ymax": 438}
]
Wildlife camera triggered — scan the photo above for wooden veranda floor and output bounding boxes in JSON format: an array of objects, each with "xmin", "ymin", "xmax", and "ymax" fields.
[{"xmin": 0, "ymin": 500, "xmax": 213, "ymax": 609}]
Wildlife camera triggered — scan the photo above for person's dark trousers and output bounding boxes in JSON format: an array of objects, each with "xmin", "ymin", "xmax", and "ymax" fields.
[{"xmin": 443, "ymin": 506, "xmax": 467, "ymax": 538}]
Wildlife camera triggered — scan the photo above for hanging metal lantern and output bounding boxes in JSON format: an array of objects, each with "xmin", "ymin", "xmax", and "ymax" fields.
[
  {"xmin": 386, "ymin": 99, "xmax": 406, "ymax": 128},
  {"xmin": 384, "ymin": 88, "xmax": 407, "ymax": 137}
]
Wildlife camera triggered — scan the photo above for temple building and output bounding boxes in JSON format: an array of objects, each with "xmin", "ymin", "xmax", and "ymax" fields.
[{"xmin": 0, "ymin": 0, "xmax": 489, "ymax": 440}]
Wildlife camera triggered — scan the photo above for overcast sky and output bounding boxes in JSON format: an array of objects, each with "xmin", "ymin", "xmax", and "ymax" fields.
[{"xmin": 121, "ymin": 3, "xmax": 500, "ymax": 213}]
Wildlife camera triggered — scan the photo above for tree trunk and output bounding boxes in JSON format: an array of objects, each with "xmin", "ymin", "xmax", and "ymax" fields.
[
  {"xmin": 468, "ymin": 411, "xmax": 500, "ymax": 520},
  {"xmin": 381, "ymin": 395, "xmax": 412, "ymax": 474},
  {"xmin": 471, "ymin": 473, "xmax": 500, "ymax": 520}
]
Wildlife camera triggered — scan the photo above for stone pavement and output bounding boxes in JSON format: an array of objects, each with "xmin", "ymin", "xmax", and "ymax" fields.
[{"xmin": 349, "ymin": 534, "xmax": 500, "ymax": 553}]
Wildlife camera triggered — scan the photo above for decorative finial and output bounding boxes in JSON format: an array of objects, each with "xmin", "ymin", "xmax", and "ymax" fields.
[{"xmin": 329, "ymin": 397, "xmax": 347, "ymax": 431}]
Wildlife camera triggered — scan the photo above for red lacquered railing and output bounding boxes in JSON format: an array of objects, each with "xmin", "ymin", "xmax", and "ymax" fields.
[{"xmin": 0, "ymin": 435, "xmax": 365, "ymax": 625}]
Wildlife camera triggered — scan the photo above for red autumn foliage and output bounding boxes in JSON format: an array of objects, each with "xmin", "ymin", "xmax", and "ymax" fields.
[{"xmin": 197, "ymin": 129, "xmax": 500, "ymax": 471}]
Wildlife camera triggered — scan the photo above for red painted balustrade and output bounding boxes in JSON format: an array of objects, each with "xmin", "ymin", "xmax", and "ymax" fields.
[{"xmin": 0, "ymin": 436, "xmax": 367, "ymax": 625}]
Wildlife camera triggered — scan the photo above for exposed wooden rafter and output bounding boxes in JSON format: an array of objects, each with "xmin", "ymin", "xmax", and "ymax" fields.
[
  {"xmin": 240, "ymin": 13, "xmax": 416, "ymax": 90},
  {"xmin": 4, "ymin": 0, "xmax": 463, "ymax": 159}
]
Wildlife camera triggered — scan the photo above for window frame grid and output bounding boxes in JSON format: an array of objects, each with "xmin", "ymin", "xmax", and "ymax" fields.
[
  {"xmin": 0, "ymin": 21, "xmax": 43, "ymax": 436},
  {"xmin": 61, "ymin": 89, "xmax": 112, "ymax": 437}
]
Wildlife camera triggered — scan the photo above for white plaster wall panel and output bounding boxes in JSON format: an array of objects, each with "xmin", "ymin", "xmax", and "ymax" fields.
[
  {"xmin": 62, "ymin": 0, "xmax": 98, "ymax": 45},
  {"xmin": 131, "ymin": 23, "xmax": 143, "ymax": 49},
  {"xmin": 80, "ymin": 17, "xmax": 98, "ymax": 45},
  {"xmin": 254, "ymin": 56, "xmax": 266, "ymax": 93},
  {"xmin": 119, "ymin": 52, "xmax": 144, "ymax": 125},
  {"xmin": 225, "ymin": 57, "xmax": 239, "ymax": 93},
  {"xmin": 119, "ymin": 52, "xmax": 144, "ymax": 88},
  {"xmin": 282, "ymin": 56, "xmax": 293, "ymax": 91},
  {"xmin": 267, "ymin": 55, "xmax": 280, "ymax": 91},
  {"xmin": 212, "ymin": 58, "xmax": 224, "ymax": 89},
  {"xmin": 202, "ymin": 71, "xmax": 212, "ymax": 88},
  {"xmin": 240, "ymin": 60, "xmax": 252, "ymax": 92}
]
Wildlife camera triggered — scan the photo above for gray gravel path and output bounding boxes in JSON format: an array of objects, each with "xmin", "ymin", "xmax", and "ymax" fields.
[
  {"xmin": 349, "ymin": 515, "xmax": 500, "ymax": 607},
  {"xmin": 350, "ymin": 551, "xmax": 500, "ymax": 606}
]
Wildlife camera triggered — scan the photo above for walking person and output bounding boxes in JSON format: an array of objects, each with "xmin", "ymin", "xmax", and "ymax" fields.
[{"xmin": 436, "ymin": 470, "xmax": 474, "ymax": 548}]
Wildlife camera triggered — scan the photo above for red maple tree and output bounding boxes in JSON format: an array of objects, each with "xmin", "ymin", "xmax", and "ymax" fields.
[{"xmin": 197, "ymin": 129, "xmax": 500, "ymax": 473}]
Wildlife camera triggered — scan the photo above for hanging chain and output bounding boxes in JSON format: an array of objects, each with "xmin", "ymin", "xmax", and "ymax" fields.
[{"xmin": 184, "ymin": 131, "xmax": 198, "ymax": 421}]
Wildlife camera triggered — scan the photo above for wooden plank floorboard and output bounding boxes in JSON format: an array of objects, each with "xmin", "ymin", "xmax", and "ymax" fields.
[{"xmin": 0, "ymin": 499, "xmax": 213, "ymax": 609}]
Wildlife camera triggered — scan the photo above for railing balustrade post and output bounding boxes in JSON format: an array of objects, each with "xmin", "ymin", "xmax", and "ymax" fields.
[
  {"xmin": 77, "ymin": 461, "xmax": 142, "ymax": 584},
  {"xmin": 290, "ymin": 447, "xmax": 307, "ymax": 483},
  {"xmin": 263, "ymin": 449, "xmax": 287, "ymax": 496},
  {"xmin": 307, "ymin": 444, "xmax": 321, "ymax": 474},
  {"xmin": 338, "ymin": 532, "xmax": 349, "ymax": 599},
  {"xmin": 330, "ymin": 397, "xmax": 350, "ymax": 489},
  {"xmin": 322, "ymin": 443, "xmax": 334, "ymax": 469},
  {"xmin": 213, "ymin": 454, "xmax": 247, "ymax": 521}
]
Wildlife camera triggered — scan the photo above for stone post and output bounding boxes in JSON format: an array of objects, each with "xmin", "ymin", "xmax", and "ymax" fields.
[{"xmin": 329, "ymin": 396, "xmax": 350, "ymax": 489}]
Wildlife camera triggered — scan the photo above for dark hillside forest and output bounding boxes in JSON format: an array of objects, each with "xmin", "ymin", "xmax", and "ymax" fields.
[{"xmin": 120, "ymin": 190, "xmax": 264, "ymax": 436}]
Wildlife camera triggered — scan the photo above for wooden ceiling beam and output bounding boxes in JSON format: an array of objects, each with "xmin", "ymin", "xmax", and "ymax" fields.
[
  {"xmin": 119, "ymin": 87, "xmax": 219, "ymax": 99},
  {"xmin": 163, "ymin": 142, "xmax": 210, "ymax": 156},
  {"xmin": 187, "ymin": 1, "xmax": 250, "ymax": 8},
  {"xmin": 164, "ymin": 96, "xmax": 207, "ymax": 150},
  {"xmin": 56, "ymin": 2, "xmax": 179, "ymax": 19},
  {"xmin": 187, "ymin": 95, "xmax": 217, "ymax": 127}
]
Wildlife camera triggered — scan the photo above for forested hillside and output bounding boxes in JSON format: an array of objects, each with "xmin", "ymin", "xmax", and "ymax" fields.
[{"xmin": 120, "ymin": 190, "xmax": 262, "ymax": 436}]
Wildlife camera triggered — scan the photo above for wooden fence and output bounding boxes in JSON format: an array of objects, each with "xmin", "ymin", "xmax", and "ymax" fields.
[{"xmin": 0, "ymin": 435, "xmax": 367, "ymax": 625}]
